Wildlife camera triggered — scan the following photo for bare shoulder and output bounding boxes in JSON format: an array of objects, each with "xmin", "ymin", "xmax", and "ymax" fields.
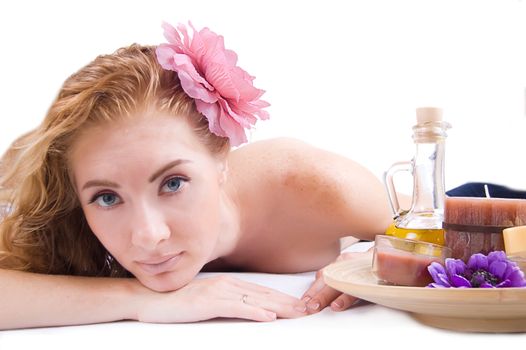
[
  {"xmin": 229, "ymin": 138, "xmax": 392, "ymax": 240},
  {"xmin": 229, "ymin": 137, "xmax": 314, "ymax": 175},
  {"xmin": 231, "ymin": 137, "xmax": 373, "ymax": 192},
  {"xmin": 227, "ymin": 137, "xmax": 314, "ymax": 205},
  {"xmin": 229, "ymin": 137, "xmax": 338, "ymax": 191}
]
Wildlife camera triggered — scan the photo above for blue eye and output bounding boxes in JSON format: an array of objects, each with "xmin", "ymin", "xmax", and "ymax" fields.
[
  {"xmin": 92, "ymin": 193, "xmax": 121, "ymax": 208},
  {"xmin": 161, "ymin": 177, "xmax": 187, "ymax": 194}
]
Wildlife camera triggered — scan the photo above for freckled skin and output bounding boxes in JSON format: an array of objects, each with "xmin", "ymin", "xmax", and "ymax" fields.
[
  {"xmin": 69, "ymin": 112, "xmax": 394, "ymax": 291},
  {"xmin": 220, "ymin": 138, "xmax": 394, "ymax": 273}
]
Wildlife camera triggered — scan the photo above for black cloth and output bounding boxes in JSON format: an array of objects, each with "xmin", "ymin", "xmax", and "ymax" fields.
[{"xmin": 446, "ymin": 182, "xmax": 526, "ymax": 199}]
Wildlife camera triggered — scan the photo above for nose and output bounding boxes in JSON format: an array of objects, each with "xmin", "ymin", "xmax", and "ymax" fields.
[{"xmin": 130, "ymin": 205, "xmax": 171, "ymax": 250}]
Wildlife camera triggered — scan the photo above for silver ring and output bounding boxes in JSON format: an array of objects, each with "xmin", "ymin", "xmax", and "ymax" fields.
[{"xmin": 241, "ymin": 294, "xmax": 248, "ymax": 304}]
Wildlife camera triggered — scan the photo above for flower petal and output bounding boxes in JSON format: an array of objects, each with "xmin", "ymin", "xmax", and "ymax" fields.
[
  {"xmin": 219, "ymin": 99, "xmax": 256, "ymax": 128},
  {"xmin": 156, "ymin": 22, "xmax": 269, "ymax": 146},
  {"xmin": 189, "ymin": 25, "xmax": 225, "ymax": 70},
  {"xmin": 204, "ymin": 62, "xmax": 241, "ymax": 101},
  {"xmin": 231, "ymin": 99, "xmax": 271, "ymax": 117},
  {"xmin": 217, "ymin": 107, "xmax": 247, "ymax": 146},
  {"xmin": 480, "ymin": 281, "xmax": 496, "ymax": 288},
  {"xmin": 229, "ymin": 66, "xmax": 264, "ymax": 101},
  {"xmin": 195, "ymin": 100, "xmax": 221, "ymax": 136},
  {"xmin": 450, "ymin": 274, "xmax": 472, "ymax": 288},
  {"xmin": 437, "ymin": 274, "xmax": 452, "ymax": 287},
  {"xmin": 196, "ymin": 99, "xmax": 248, "ymax": 146},
  {"xmin": 161, "ymin": 22, "xmax": 183, "ymax": 48},
  {"xmin": 507, "ymin": 268, "xmax": 526, "ymax": 287},
  {"xmin": 489, "ymin": 260, "xmax": 508, "ymax": 280},
  {"xmin": 177, "ymin": 70, "xmax": 217, "ymax": 104},
  {"xmin": 488, "ymin": 251, "xmax": 508, "ymax": 264},
  {"xmin": 155, "ymin": 45, "xmax": 178, "ymax": 70},
  {"xmin": 428, "ymin": 262, "xmax": 446, "ymax": 281},
  {"xmin": 467, "ymin": 253, "xmax": 488, "ymax": 271},
  {"xmin": 496, "ymin": 279, "xmax": 511, "ymax": 288},
  {"xmin": 445, "ymin": 258, "xmax": 467, "ymax": 278},
  {"xmin": 177, "ymin": 22, "xmax": 192, "ymax": 52}
]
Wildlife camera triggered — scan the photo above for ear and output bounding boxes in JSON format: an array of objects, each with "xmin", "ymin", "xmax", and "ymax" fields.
[{"xmin": 217, "ymin": 159, "xmax": 228, "ymax": 185}]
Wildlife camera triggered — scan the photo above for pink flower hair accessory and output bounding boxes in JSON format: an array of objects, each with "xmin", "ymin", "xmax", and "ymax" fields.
[{"xmin": 155, "ymin": 21, "xmax": 270, "ymax": 146}]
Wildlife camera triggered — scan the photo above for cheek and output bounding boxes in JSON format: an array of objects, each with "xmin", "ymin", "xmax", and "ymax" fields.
[
  {"xmin": 176, "ymin": 186, "xmax": 222, "ymax": 239},
  {"xmin": 196, "ymin": 187, "xmax": 222, "ymax": 224},
  {"xmin": 172, "ymin": 202, "xmax": 219, "ymax": 237},
  {"xmin": 83, "ymin": 208, "xmax": 128, "ymax": 254}
]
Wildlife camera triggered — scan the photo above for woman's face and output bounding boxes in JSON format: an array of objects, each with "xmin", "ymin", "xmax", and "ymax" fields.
[{"xmin": 69, "ymin": 112, "xmax": 227, "ymax": 292}]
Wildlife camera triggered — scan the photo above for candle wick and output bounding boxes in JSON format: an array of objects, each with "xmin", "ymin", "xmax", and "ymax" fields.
[{"xmin": 484, "ymin": 184, "xmax": 491, "ymax": 198}]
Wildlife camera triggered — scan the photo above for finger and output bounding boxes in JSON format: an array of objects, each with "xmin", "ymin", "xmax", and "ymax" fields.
[
  {"xmin": 304, "ymin": 252, "xmax": 366, "ymax": 301},
  {"xmin": 220, "ymin": 300, "xmax": 278, "ymax": 322},
  {"xmin": 236, "ymin": 292, "xmax": 307, "ymax": 319},
  {"xmin": 232, "ymin": 277, "xmax": 305, "ymax": 304},
  {"xmin": 330, "ymin": 293, "xmax": 359, "ymax": 312},
  {"xmin": 225, "ymin": 277, "xmax": 307, "ymax": 318},
  {"xmin": 229, "ymin": 276, "xmax": 297, "ymax": 299},
  {"xmin": 305, "ymin": 285, "xmax": 342, "ymax": 314},
  {"xmin": 301, "ymin": 273, "xmax": 326, "ymax": 302}
]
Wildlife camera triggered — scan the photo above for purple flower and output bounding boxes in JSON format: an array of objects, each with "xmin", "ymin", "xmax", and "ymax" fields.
[{"xmin": 427, "ymin": 251, "xmax": 526, "ymax": 288}]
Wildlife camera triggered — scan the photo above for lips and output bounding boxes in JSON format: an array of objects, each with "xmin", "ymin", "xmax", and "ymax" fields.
[{"xmin": 136, "ymin": 252, "xmax": 183, "ymax": 275}]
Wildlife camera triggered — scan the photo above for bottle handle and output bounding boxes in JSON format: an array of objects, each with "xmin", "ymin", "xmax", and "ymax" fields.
[{"xmin": 383, "ymin": 161, "xmax": 413, "ymax": 216}]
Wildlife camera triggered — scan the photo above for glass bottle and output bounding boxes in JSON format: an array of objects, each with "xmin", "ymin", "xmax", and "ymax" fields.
[{"xmin": 384, "ymin": 107, "xmax": 451, "ymax": 245}]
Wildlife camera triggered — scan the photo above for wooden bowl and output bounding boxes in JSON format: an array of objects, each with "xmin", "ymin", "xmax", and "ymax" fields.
[{"xmin": 323, "ymin": 253, "xmax": 526, "ymax": 333}]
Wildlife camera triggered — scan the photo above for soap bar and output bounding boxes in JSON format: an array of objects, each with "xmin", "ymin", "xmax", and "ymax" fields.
[
  {"xmin": 503, "ymin": 226, "xmax": 526, "ymax": 255},
  {"xmin": 372, "ymin": 235, "xmax": 450, "ymax": 287},
  {"xmin": 444, "ymin": 197, "xmax": 526, "ymax": 261},
  {"xmin": 503, "ymin": 226, "xmax": 526, "ymax": 272},
  {"xmin": 373, "ymin": 249, "xmax": 440, "ymax": 287}
]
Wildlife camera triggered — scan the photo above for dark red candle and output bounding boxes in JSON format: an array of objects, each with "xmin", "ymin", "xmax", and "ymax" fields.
[{"xmin": 444, "ymin": 197, "xmax": 526, "ymax": 261}]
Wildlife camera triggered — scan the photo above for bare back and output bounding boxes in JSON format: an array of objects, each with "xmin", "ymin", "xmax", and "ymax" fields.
[{"xmin": 203, "ymin": 138, "xmax": 393, "ymax": 273}]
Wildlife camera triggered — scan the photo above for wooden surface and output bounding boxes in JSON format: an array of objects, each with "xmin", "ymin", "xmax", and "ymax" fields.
[{"xmin": 323, "ymin": 252, "xmax": 526, "ymax": 333}]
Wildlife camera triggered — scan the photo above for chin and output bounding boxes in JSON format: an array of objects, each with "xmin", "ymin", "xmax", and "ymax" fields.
[
  {"xmin": 134, "ymin": 264, "xmax": 201, "ymax": 292},
  {"xmin": 133, "ymin": 272, "xmax": 188, "ymax": 292}
]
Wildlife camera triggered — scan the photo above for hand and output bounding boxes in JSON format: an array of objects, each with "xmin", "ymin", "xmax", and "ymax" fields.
[
  {"xmin": 135, "ymin": 275, "xmax": 308, "ymax": 323},
  {"xmin": 301, "ymin": 251, "xmax": 370, "ymax": 314}
]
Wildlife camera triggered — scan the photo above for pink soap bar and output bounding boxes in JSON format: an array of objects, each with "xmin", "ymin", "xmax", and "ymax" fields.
[
  {"xmin": 444, "ymin": 197, "xmax": 526, "ymax": 261},
  {"xmin": 373, "ymin": 249, "xmax": 440, "ymax": 287}
]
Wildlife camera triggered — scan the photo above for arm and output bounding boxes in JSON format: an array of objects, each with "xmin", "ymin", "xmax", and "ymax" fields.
[
  {"xmin": 0, "ymin": 268, "xmax": 141, "ymax": 330},
  {"xmin": 0, "ymin": 269, "xmax": 307, "ymax": 330}
]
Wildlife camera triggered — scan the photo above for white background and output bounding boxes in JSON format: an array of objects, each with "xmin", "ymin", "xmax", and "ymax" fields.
[
  {"xmin": 1, "ymin": 0, "xmax": 526, "ymax": 194},
  {"xmin": 1, "ymin": 0, "xmax": 526, "ymax": 347}
]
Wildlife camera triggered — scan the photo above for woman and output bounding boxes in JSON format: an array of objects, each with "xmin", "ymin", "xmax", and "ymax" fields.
[{"xmin": 0, "ymin": 22, "xmax": 393, "ymax": 329}]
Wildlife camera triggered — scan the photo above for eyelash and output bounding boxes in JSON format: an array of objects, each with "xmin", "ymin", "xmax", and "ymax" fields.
[
  {"xmin": 161, "ymin": 176, "xmax": 189, "ymax": 195},
  {"xmin": 88, "ymin": 175, "xmax": 189, "ymax": 209}
]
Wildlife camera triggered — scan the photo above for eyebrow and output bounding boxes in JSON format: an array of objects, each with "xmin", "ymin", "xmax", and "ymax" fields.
[
  {"xmin": 148, "ymin": 159, "xmax": 191, "ymax": 183},
  {"xmin": 81, "ymin": 159, "xmax": 191, "ymax": 191}
]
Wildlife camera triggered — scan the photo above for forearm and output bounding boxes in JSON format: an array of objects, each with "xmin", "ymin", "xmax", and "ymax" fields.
[{"xmin": 0, "ymin": 268, "xmax": 147, "ymax": 330}]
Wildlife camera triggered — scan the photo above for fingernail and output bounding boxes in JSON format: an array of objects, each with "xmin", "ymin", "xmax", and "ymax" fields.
[
  {"xmin": 266, "ymin": 311, "xmax": 277, "ymax": 320},
  {"xmin": 302, "ymin": 296, "xmax": 311, "ymax": 303},
  {"xmin": 307, "ymin": 301, "xmax": 320, "ymax": 311},
  {"xmin": 331, "ymin": 300, "xmax": 344, "ymax": 310},
  {"xmin": 294, "ymin": 304, "xmax": 307, "ymax": 313}
]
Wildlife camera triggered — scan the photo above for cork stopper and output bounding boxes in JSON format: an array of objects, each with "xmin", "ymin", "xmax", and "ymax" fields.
[
  {"xmin": 416, "ymin": 107, "xmax": 443, "ymax": 124},
  {"xmin": 503, "ymin": 226, "xmax": 526, "ymax": 256}
]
